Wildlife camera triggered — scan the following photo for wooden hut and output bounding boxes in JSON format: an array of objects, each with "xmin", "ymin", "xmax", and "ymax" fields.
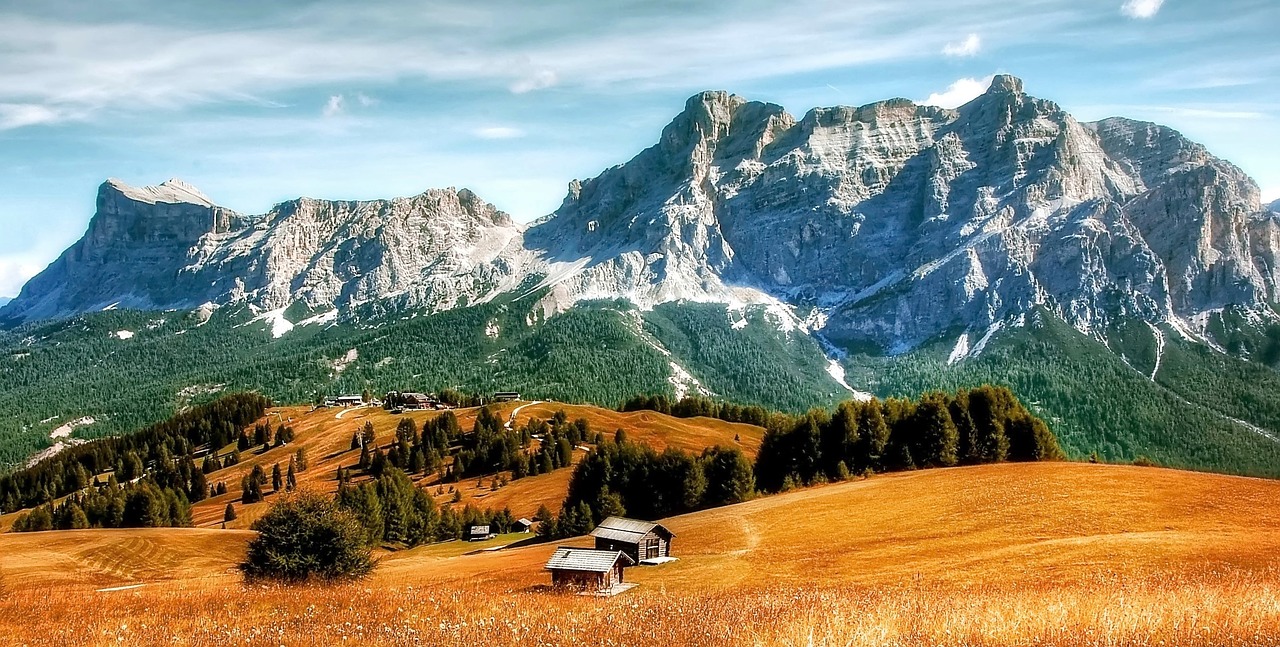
[
  {"xmin": 464, "ymin": 524, "xmax": 496, "ymax": 542},
  {"xmin": 589, "ymin": 516, "xmax": 675, "ymax": 563},
  {"xmin": 514, "ymin": 518, "xmax": 534, "ymax": 533},
  {"xmin": 544, "ymin": 547, "xmax": 635, "ymax": 591}
]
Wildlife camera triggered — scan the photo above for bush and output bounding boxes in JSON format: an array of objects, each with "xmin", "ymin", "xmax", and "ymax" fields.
[{"xmin": 241, "ymin": 491, "xmax": 374, "ymax": 581}]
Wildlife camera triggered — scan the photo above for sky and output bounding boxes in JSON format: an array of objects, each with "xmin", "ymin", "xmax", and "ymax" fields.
[{"xmin": 1, "ymin": 0, "xmax": 1278, "ymax": 297}]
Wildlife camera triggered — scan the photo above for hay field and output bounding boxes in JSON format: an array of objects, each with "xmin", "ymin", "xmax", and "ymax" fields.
[{"xmin": 3, "ymin": 462, "xmax": 1279, "ymax": 646}]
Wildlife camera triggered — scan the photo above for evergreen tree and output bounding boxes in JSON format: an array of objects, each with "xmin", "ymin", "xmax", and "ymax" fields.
[{"xmin": 224, "ymin": 503, "xmax": 237, "ymax": 522}]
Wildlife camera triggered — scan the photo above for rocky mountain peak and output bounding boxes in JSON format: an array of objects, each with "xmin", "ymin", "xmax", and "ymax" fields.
[
  {"xmin": 1269, "ymin": 198, "xmax": 1280, "ymax": 213},
  {"xmin": 104, "ymin": 177, "xmax": 215, "ymax": 207},
  {"xmin": 6, "ymin": 79, "xmax": 1278, "ymax": 364},
  {"xmin": 987, "ymin": 74, "xmax": 1025, "ymax": 95}
]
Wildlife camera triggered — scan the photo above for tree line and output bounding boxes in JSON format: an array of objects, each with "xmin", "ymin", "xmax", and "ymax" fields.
[
  {"xmin": 0, "ymin": 393, "xmax": 269, "ymax": 513},
  {"xmin": 620, "ymin": 393, "xmax": 772, "ymax": 427},
  {"xmin": 539, "ymin": 431, "xmax": 755, "ymax": 538},
  {"xmin": 753, "ymin": 386, "xmax": 1063, "ymax": 492},
  {"xmin": 544, "ymin": 385, "xmax": 1061, "ymax": 535}
]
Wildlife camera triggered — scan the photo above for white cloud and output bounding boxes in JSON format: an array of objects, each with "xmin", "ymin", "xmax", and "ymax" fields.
[
  {"xmin": 0, "ymin": 103, "xmax": 66, "ymax": 129},
  {"xmin": 510, "ymin": 69, "xmax": 558, "ymax": 94},
  {"xmin": 474, "ymin": 126, "xmax": 525, "ymax": 140},
  {"xmin": 921, "ymin": 75, "xmax": 995, "ymax": 109},
  {"xmin": 0, "ymin": 1, "xmax": 1064, "ymax": 130},
  {"xmin": 942, "ymin": 33, "xmax": 982, "ymax": 57},
  {"xmin": 0, "ymin": 254, "xmax": 49, "ymax": 297},
  {"xmin": 322, "ymin": 94, "xmax": 345, "ymax": 117},
  {"xmin": 354, "ymin": 92, "xmax": 377, "ymax": 107},
  {"xmin": 1122, "ymin": 0, "xmax": 1165, "ymax": 19}
]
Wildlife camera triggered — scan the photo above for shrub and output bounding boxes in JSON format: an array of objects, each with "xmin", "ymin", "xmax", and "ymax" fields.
[{"xmin": 241, "ymin": 491, "xmax": 374, "ymax": 581}]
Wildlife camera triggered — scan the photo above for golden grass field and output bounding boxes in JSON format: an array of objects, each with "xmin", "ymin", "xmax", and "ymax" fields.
[
  {"xmin": 3, "ymin": 461, "xmax": 1280, "ymax": 646},
  {"xmin": 153, "ymin": 401, "xmax": 763, "ymax": 528}
]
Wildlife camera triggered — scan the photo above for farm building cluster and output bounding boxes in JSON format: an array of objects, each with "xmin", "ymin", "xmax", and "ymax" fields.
[{"xmin": 543, "ymin": 516, "xmax": 676, "ymax": 596}]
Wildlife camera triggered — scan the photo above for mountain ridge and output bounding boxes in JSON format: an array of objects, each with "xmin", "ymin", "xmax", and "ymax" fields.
[{"xmin": 6, "ymin": 75, "xmax": 1275, "ymax": 359}]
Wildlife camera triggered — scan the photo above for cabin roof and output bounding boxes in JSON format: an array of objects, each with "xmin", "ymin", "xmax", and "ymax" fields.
[
  {"xmin": 517, "ymin": 518, "xmax": 533, "ymax": 525},
  {"xmin": 469, "ymin": 525, "xmax": 491, "ymax": 534},
  {"xmin": 589, "ymin": 516, "xmax": 675, "ymax": 543},
  {"xmin": 544, "ymin": 547, "xmax": 635, "ymax": 573}
]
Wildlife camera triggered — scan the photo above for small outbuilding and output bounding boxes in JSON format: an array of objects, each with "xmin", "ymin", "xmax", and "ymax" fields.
[
  {"xmin": 464, "ymin": 525, "xmax": 496, "ymax": 542},
  {"xmin": 514, "ymin": 518, "xmax": 534, "ymax": 533},
  {"xmin": 335, "ymin": 395, "xmax": 363, "ymax": 407},
  {"xmin": 493, "ymin": 391, "xmax": 521, "ymax": 402},
  {"xmin": 590, "ymin": 516, "xmax": 676, "ymax": 564},
  {"xmin": 544, "ymin": 547, "xmax": 636, "ymax": 594}
]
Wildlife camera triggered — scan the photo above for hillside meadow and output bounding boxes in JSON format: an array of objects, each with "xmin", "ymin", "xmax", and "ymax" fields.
[{"xmin": 3, "ymin": 462, "xmax": 1279, "ymax": 646}]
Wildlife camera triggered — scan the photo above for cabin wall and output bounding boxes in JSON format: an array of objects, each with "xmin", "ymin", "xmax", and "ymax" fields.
[{"xmin": 551, "ymin": 570, "xmax": 606, "ymax": 590}]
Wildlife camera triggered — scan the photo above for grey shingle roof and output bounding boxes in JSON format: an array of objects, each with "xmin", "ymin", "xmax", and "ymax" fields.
[
  {"xmin": 589, "ymin": 516, "xmax": 675, "ymax": 543},
  {"xmin": 544, "ymin": 547, "xmax": 635, "ymax": 573}
]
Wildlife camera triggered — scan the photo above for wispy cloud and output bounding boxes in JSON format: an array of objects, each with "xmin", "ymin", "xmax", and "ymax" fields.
[
  {"xmin": 322, "ymin": 94, "xmax": 345, "ymax": 117},
  {"xmin": 942, "ymin": 33, "xmax": 982, "ymax": 57},
  {"xmin": 1122, "ymin": 0, "xmax": 1165, "ymax": 19},
  {"xmin": 474, "ymin": 126, "xmax": 525, "ymax": 140},
  {"xmin": 0, "ymin": 103, "xmax": 68, "ymax": 129},
  {"xmin": 0, "ymin": 1, "xmax": 1068, "ymax": 130},
  {"xmin": 921, "ymin": 76, "xmax": 994, "ymax": 109}
]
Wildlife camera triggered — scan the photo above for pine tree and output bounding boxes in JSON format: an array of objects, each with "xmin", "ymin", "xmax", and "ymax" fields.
[
  {"xmin": 190, "ymin": 467, "xmax": 208, "ymax": 503},
  {"xmin": 286, "ymin": 460, "xmax": 297, "ymax": 491},
  {"xmin": 224, "ymin": 503, "xmax": 237, "ymax": 522},
  {"xmin": 272, "ymin": 463, "xmax": 283, "ymax": 492}
]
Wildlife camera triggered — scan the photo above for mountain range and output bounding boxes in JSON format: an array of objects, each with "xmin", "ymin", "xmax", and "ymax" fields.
[{"xmin": 3, "ymin": 75, "xmax": 1280, "ymax": 476}]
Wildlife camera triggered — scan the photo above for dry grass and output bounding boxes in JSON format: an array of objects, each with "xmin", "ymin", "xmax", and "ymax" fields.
[
  {"xmin": 187, "ymin": 401, "xmax": 762, "ymax": 526},
  {"xmin": 2, "ymin": 570, "xmax": 1277, "ymax": 646},
  {"xmin": 3, "ymin": 462, "xmax": 1280, "ymax": 645}
]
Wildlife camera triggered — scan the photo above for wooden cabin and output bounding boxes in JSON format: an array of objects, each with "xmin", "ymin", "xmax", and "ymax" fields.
[
  {"xmin": 401, "ymin": 393, "xmax": 434, "ymax": 410},
  {"xmin": 544, "ymin": 547, "xmax": 635, "ymax": 591},
  {"xmin": 493, "ymin": 391, "xmax": 521, "ymax": 402},
  {"xmin": 464, "ymin": 525, "xmax": 496, "ymax": 542},
  {"xmin": 589, "ymin": 516, "xmax": 675, "ymax": 563},
  {"xmin": 335, "ymin": 395, "xmax": 363, "ymax": 407},
  {"xmin": 514, "ymin": 518, "xmax": 534, "ymax": 533}
]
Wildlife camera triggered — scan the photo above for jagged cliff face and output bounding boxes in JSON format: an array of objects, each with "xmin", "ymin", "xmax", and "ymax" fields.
[
  {"xmin": 1, "ymin": 182, "xmax": 528, "ymax": 322},
  {"xmin": 528, "ymin": 75, "xmax": 1280, "ymax": 350},
  {"xmin": 4, "ymin": 75, "xmax": 1277, "ymax": 355}
]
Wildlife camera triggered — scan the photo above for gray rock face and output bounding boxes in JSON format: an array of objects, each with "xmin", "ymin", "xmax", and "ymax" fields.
[
  {"xmin": 4, "ymin": 76, "xmax": 1277, "ymax": 356},
  {"xmin": 1, "ymin": 181, "xmax": 529, "ymax": 322},
  {"xmin": 528, "ymin": 75, "xmax": 1280, "ymax": 350}
]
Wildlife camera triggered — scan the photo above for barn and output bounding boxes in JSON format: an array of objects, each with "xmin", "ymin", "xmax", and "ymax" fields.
[
  {"xmin": 589, "ymin": 516, "xmax": 676, "ymax": 564},
  {"xmin": 544, "ymin": 547, "xmax": 636, "ymax": 594},
  {"xmin": 464, "ymin": 525, "xmax": 496, "ymax": 542},
  {"xmin": 514, "ymin": 518, "xmax": 534, "ymax": 533}
]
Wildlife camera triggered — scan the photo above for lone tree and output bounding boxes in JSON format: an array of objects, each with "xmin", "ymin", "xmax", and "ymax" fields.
[
  {"xmin": 241, "ymin": 491, "xmax": 374, "ymax": 581},
  {"xmin": 224, "ymin": 503, "xmax": 237, "ymax": 522}
]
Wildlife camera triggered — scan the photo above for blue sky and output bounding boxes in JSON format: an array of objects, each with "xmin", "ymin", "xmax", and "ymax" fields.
[{"xmin": 1, "ymin": 0, "xmax": 1277, "ymax": 296}]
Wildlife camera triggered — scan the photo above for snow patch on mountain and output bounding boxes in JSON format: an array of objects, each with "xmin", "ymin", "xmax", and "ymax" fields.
[
  {"xmin": 244, "ymin": 307, "xmax": 294, "ymax": 339},
  {"xmin": 948, "ymin": 333, "xmax": 971, "ymax": 365},
  {"xmin": 297, "ymin": 309, "xmax": 338, "ymax": 328},
  {"xmin": 113, "ymin": 330, "xmax": 134, "ymax": 340}
]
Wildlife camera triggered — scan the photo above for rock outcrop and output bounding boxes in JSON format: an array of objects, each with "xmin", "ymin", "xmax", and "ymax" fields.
[{"xmin": 4, "ymin": 76, "xmax": 1277, "ymax": 355}]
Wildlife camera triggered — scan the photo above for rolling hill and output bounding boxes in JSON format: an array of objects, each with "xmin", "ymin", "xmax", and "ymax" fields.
[
  {"xmin": 144, "ymin": 401, "xmax": 762, "ymax": 529},
  {"xmin": 2, "ymin": 462, "xmax": 1277, "ymax": 645}
]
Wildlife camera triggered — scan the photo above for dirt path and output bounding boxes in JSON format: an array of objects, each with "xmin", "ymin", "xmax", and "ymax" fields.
[{"xmin": 506, "ymin": 401, "xmax": 544, "ymax": 429}]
